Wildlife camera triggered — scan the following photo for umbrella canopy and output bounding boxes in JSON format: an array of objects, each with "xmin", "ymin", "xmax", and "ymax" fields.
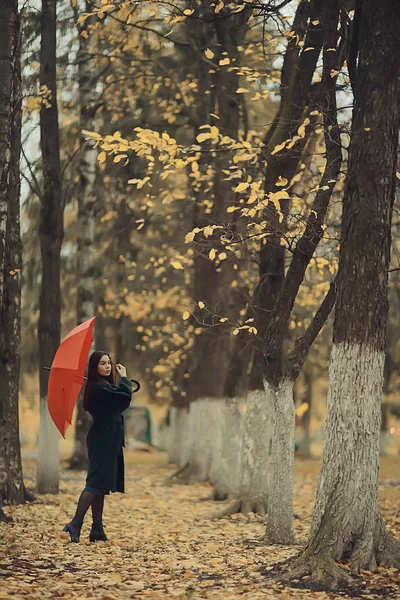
[{"xmin": 47, "ymin": 317, "xmax": 96, "ymax": 437}]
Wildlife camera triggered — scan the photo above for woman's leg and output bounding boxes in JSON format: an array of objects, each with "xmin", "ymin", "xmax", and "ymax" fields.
[
  {"xmin": 90, "ymin": 494, "xmax": 108, "ymax": 541},
  {"xmin": 91, "ymin": 494, "xmax": 105, "ymax": 527},
  {"xmin": 63, "ymin": 489, "xmax": 94, "ymax": 542}
]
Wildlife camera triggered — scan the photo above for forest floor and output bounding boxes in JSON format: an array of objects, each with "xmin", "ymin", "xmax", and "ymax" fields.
[{"xmin": 0, "ymin": 452, "xmax": 399, "ymax": 600}]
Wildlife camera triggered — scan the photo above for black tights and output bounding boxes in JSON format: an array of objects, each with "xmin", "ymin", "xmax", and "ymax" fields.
[{"xmin": 72, "ymin": 490, "xmax": 105, "ymax": 527}]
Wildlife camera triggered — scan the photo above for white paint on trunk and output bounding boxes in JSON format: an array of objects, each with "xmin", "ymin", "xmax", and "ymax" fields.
[
  {"xmin": 265, "ymin": 378, "xmax": 295, "ymax": 544},
  {"xmin": 212, "ymin": 397, "xmax": 243, "ymax": 499},
  {"xmin": 238, "ymin": 390, "xmax": 270, "ymax": 511},
  {"xmin": 167, "ymin": 406, "xmax": 188, "ymax": 464},
  {"xmin": 185, "ymin": 398, "xmax": 222, "ymax": 483},
  {"xmin": 178, "ymin": 407, "xmax": 190, "ymax": 468},
  {"xmin": 208, "ymin": 399, "xmax": 224, "ymax": 486},
  {"xmin": 308, "ymin": 343, "xmax": 384, "ymax": 564},
  {"xmin": 36, "ymin": 397, "xmax": 60, "ymax": 494}
]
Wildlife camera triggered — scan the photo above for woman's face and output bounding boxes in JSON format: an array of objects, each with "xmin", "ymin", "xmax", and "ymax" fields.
[{"xmin": 97, "ymin": 355, "xmax": 112, "ymax": 378}]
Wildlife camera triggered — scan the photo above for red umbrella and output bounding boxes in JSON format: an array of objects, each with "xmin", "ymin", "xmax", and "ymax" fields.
[{"xmin": 47, "ymin": 317, "xmax": 96, "ymax": 437}]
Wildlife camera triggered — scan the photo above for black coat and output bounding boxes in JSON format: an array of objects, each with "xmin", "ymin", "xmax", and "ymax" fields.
[{"xmin": 85, "ymin": 376, "xmax": 132, "ymax": 494}]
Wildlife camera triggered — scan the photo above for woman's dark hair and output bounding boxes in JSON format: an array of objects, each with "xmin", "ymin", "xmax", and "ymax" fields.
[{"xmin": 83, "ymin": 351, "xmax": 115, "ymax": 411}]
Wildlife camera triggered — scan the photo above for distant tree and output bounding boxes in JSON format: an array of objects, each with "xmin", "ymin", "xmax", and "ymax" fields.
[
  {"xmin": 36, "ymin": 0, "xmax": 63, "ymax": 494},
  {"xmin": 0, "ymin": 0, "xmax": 25, "ymax": 519}
]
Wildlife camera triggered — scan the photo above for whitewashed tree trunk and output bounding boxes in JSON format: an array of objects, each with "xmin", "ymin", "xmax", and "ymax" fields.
[
  {"xmin": 69, "ymin": 0, "xmax": 98, "ymax": 470},
  {"xmin": 178, "ymin": 407, "xmax": 190, "ymax": 468},
  {"xmin": 168, "ymin": 406, "xmax": 188, "ymax": 464},
  {"xmin": 265, "ymin": 378, "xmax": 295, "ymax": 544},
  {"xmin": 237, "ymin": 390, "xmax": 270, "ymax": 514},
  {"xmin": 37, "ymin": 398, "xmax": 60, "ymax": 494},
  {"xmin": 212, "ymin": 397, "xmax": 243, "ymax": 500},
  {"xmin": 307, "ymin": 344, "xmax": 383, "ymax": 566},
  {"xmin": 182, "ymin": 398, "xmax": 222, "ymax": 483},
  {"xmin": 208, "ymin": 399, "xmax": 224, "ymax": 486}
]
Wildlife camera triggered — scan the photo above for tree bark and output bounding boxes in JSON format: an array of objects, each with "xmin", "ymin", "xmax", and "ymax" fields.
[
  {"xmin": 69, "ymin": 0, "xmax": 98, "ymax": 470},
  {"xmin": 301, "ymin": 368, "xmax": 313, "ymax": 458},
  {"xmin": 264, "ymin": 378, "xmax": 295, "ymax": 544},
  {"xmin": 0, "ymin": 2, "xmax": 25, "ymax": 511},
  {"xmin": 212, "ymin": 397, "xmax": 243, "ymax": 501},
  {"xmin": 222, "ymin": 0, "xmax": 339, "ymax": 520},
  {"xmin": 261, "ymin": 0, "xmax": 341, "ymax": 542},
  {"xmin": 285, "ymin": 0, "xmax": 400, "ymax": 587},
  {"xmin": 36, "ymin": 0, "xmax": 63, "ymax": 494},
  {"xmin": 175, "ymin": 3, "xmax": 249, "ymax": 482}
]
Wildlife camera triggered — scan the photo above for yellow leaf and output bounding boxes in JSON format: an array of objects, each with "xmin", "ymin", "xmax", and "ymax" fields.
[
  {"xmin": 275, "ymin": 176, "xmax": 288, "ymax": 187},
  {"xmin": 236, "ymin": 88, "xmax": 249, "ymax": 93},
  {"xmin": 271, "ymin": 141, "xmax": 286, "ymax": 156},
  {"xmin": 218, "ymin": 252, "xmax": 227, "ymax": 260},
  {"xmin": 209, "ymin": 248, "xmax": 217, "ymax": 260},
  {"xmin": 204, "ymin": 226, "xmax": 214, "ymax": 238},
  {"xmin": 113, "ymin": 154, "xmax": 128, "ymax": 163},
  {"xmin": 298, "ymin": 118, "xmax": 310, "ymax": 138},
  {"xmin": 396, "ymin": 172, "xmax": 400, "ymax": 180},
  {"xmin": 171, "ymin": 260, "xmax": 184, "ymax": 270},
  {"xmin": 198, "ymin": 301, "xmax": 205, "ymax": 309},
  {"xmin": 183, "ymin": 311, "xmax": 190, "ymax": 320},
  {"xmin": 196, "ymin": 132, "xmax": 212, "ymax": 143},
  {"xmin": 98, "ymin": 151, "xmax": 107, "ymax": 164},
  {"xmin": 183, "ymin": 8, "xmax": 193, "ymax": 15},
  {"xmin": 219, "ymin": 58, "xmax": 230, "ymax": 66},
  {"xmin": 205, "ymin": 48, "xmax": 214, "ymax": 59},
  {"xmin": 185, "ymin": 231, "xmax": 196, "ymax": 243},
  {"xmin": 82, "ymin": 129, "xmax": 102, "ymax": 139},
  {"xmin": 270, "ymin": 189, "xmax": 290, "ymax": 202},
  {"xmin": 227, "ymin": 206, "xmax": 241, "ymax": 213},
  {"xmin": 233, "ymin": 329, "xmax": 240, "ymax": 336},
  {"xmin": 234, "ymin": 182, "xmax": 249, "ymax": 193},
  {"xmin": 215, "ymin": 0, "xmax": 224, "ymax": 13}
]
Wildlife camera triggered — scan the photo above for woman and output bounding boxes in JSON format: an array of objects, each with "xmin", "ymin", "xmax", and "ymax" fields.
[{"xmin": 63, "ymin": 351, "xmax": 133, "ymax": 543}]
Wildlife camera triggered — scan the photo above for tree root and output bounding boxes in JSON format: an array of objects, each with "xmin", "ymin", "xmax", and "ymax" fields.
[
  {"xmin": 0, "ymin": 507, "xmax": 12, "ymax": 523},
  {"xmin": 165, "ymin": 463, "xmax": 207, "ymax": 485},
  {"xmin": 274, "ymin": 529, "xmax": 400, "ymax": 592},
  {"xmin": 24, "ymin": 487, "xmax": 35, "ymax": 503},
  {"xmin": 164, "ymin": 463, "xmax": 191, "ymax": 485},
  {"xmin": 282, "ymin": 554, "xmax": 355, "ymax": 591},
  {"xmin": 377, "ymin": 530, "xmax": 400, "ymax": 568},
  {"xmin": 210, "ymin": 497, "xmax": 267, "ymax": 519}
]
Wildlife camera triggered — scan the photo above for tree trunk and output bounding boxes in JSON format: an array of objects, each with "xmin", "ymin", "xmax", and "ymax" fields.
[
  {"xmin": 259, "ymin": 0, "xmax": 341, "ymax": 540},
  {"xmin": 181, "ymin": 399, "xmax": 223, "ymax": 484},
  {"xmin": 264, "ymin": 378, "xmax": 295, "ymax": 544},
  {"xmin": 36, "ymin": 0, "xmax": 63, "ymax": 494},
  {"xmin": 176, "ymin": 4, "xmax": 248, "ymax": 482},
  {"xmin": 218, "ymin": 391, "xmax": 270, "ymax": 516},
  {"xmin": 212, "ymin": 397, "xmax": 243, "ymax": 501},
  {"xmin": 222, "ymin": 0, "xmax": 339, "ymax": 520},
  {"xmin": 0, "ymin": 2, "xmax": 25, "ymax": 511},
  {"xmin": 69, "ymin": 1, "xmax": 98, "ymax": 470},
  {"xmin": 167, "ymin": 406, "xmax": 188, "ymax": 465},
  {"xmin": 301, "ymin": 368, "xmax": 313, "ymax": 458},
  {"xmin": 286, "ymin": 0, "xmax": 400, "ymax": 587}
]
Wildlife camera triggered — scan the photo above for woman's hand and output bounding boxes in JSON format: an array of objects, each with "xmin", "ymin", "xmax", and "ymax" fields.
[{"xmin": 116, "ymin": 364, "xmax": 127, "ymax": 378}]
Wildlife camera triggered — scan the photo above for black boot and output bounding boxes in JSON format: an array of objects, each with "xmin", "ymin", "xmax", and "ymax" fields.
[
  {"xmin": 89, "ymin": 524, "xmax": 108, "ymax": 542},
  {"xmin": 63, "ymin": 519, "xmax": 83, "ymax": 543}
]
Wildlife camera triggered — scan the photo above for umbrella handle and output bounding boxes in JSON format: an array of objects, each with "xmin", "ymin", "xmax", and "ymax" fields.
[{"xmin": 130, "ymin": 379, "xmax": 140, "ymax": 393}]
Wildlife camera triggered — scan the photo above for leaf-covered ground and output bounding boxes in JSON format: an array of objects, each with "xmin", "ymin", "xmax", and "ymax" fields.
[{"xmin": 1, "ymin": 453, "xmax": 399, "ymax": 600}]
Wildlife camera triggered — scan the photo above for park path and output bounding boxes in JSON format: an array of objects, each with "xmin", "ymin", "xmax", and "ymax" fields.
[{"xmin": 0, "ymin": 452, "xmax": 399, "ymax": 600}]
